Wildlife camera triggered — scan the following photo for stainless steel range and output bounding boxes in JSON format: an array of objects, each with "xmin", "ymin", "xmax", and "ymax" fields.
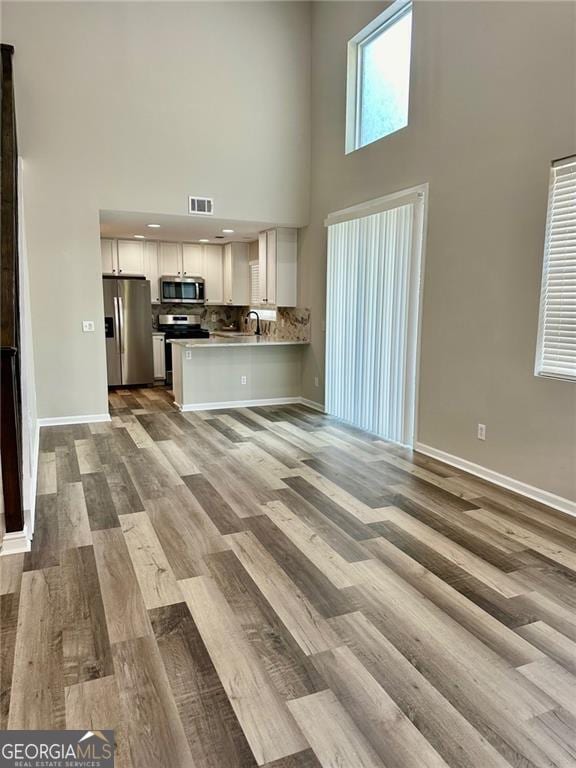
[{"xmin": 157, "ymin": 314, "xmax": 209, "ymax": 384}]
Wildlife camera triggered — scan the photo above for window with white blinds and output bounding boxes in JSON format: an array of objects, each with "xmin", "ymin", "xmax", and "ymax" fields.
[
  {"xmin": 249, "ymin": 261, "xmax": 261, "ymax": 305},
  {"xmin": 325, "ymin": 187, "xmax": 426, "ymax": 445},
  {"xmin": 535, "ymin": 156, "xmax": 576, "ymax": 381}
]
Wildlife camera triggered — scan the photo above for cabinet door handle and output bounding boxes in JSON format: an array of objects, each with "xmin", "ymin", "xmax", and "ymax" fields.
[{"xmin": 119, "ymin": 269, "xmax": 123, "ymax": 274}]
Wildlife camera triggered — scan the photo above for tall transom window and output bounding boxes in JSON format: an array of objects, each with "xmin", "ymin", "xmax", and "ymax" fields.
[{"xmin": 346, "ymin": 0, "xmax": 413, "ymax": 153}]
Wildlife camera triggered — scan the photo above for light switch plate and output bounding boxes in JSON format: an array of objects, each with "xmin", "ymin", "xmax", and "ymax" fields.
[
  {"xmin": 82, "ymin": 320, "xmax": 95, "ymax": 332},
  {"xmin": 185, "ymin": 351, "xmax": 192, "ymax": 360}
]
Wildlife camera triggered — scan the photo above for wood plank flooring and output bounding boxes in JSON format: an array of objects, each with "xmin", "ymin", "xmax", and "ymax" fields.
[{"xmin": 2, "ymin": 385, "xmax": 576, "ymax": 767}]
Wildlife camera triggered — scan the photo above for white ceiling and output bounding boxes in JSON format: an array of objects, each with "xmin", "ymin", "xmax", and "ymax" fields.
[{"xmin": 99, "ymin": 210, "xmax": 275, "ymax": 245}]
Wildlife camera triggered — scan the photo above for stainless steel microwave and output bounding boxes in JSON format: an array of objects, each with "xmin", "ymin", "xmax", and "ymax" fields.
[{"xmin": 159, "ymin": 275, "xmax": 205, "ymax": 304}]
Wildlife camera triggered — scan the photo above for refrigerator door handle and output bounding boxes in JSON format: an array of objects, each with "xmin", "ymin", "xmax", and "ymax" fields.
[{"xmin": 117, "ymin": 295, "xmax": 125, "ymax": 354}]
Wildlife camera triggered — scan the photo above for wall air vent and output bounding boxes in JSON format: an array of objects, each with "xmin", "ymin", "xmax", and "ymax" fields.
[{"xmin": 188, "ymin": 196, "xmax": 214, "ymax": 216}]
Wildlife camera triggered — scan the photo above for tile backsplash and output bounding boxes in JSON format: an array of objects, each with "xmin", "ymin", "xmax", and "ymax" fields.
[
  {"xmin": 152, "ymin": 305, "xmax": 242, "ymax": 332},
  {"xmin": 152, "ymin": 305, "xmax": 311, "ymax": 341},
  {"xmin": 244, "ymin": 307, "xmax": 311, "ymax": 341}
]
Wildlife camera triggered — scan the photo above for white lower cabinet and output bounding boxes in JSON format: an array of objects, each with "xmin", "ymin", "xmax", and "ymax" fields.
[{"xmin": 152, "ymin": 334, "xmax": 166, "ymax": 379}]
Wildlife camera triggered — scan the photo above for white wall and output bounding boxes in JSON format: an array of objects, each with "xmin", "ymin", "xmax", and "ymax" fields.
[
  {"xmin": 18, "ymin": 159, "xmax": 38, "ymax": 535},
  {"xmin": 2, "ymin": 1, "xmax": 311, "ymax": 418},
  {"xmin": 300, "ymin": 1, "xmax": 576, "ymax": 501}
]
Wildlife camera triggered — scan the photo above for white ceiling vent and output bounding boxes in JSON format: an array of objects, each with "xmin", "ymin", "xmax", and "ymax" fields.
[{"xmin": 188, "ymin": 196, "xmax": 214, "ymax": 216}]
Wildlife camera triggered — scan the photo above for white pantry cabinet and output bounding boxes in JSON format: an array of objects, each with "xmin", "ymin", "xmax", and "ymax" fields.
[
  {"xmin": 223, "ymin": 243, "xmax": 250, "ymax": 306},
  {"xmin": 152, "ymin": 333, "xmax": 166, "ymax": 379},
  {"xmin": 258, "ymin": 228, "xmax": 297, "ymax": 307}
]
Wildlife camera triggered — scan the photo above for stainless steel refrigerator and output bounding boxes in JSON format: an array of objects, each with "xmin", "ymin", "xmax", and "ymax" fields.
[{"xmin": 103, "ymin": 277, "xmax": 154, "ymax": 386}]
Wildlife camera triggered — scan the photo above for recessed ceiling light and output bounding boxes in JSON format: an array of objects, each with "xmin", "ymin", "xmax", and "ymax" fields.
[
  {"xmin": 222, "ymin": 228, "xmax": 234, "ymax": 234},
  {"xmin": 133, "ymin": 235, "xmax": 145, "ymax": 239},
  {"xmin": 147, "ymin": 223, "xmax": 161, "ymax": 228},
  {"xmin": 199, "ymin": 238, "xmax": 210, "ymax": 243}
]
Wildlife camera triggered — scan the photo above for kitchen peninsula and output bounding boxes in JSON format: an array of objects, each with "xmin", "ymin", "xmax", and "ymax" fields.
[{"xmin": 170, "ymin": 336, "xmax": 309, "ymax": 410}]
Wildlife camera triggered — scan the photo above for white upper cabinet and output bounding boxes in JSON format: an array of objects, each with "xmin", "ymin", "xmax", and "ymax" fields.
[
  {"xmin": 158, "ymin": 241, "xmax": 183, "ymax": 276},
  {"xmin": 182, "ymin": 244, "xmax": 204, "ymax": 277},
  {"xmin": 203, "ymin": 245, "xmax": 224, "ymax": 304},
  {"xmin": 223, "ymin": 243, "xmax": 250, "ymax": 306},
  {"xmin": 143, "ymin": 241, "xmax": 160, "ymax": 303},
  {"xmin": 101, "ymin": 238, "xmax": 116, "ymax": 274},
  {"xmin": 117, "ymin": 240, "xmax": 145, "ymax": 276},
  {"xmin": 100, "ymin": 234, "xmax": 288, "ymax": 309},
  {"xmin": 258, "ymin": 228, "xmax": 297, "ymax": 307}
]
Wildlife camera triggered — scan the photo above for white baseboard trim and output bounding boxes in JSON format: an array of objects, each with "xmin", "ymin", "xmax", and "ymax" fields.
[
  {"xmin": 415, "ymin": 442, "xmax": 576, "ymax": 518},
  {"xmin": 179, "ymin": 397, "xmax": 303, "ymax": 412},
  {"xmin": 38, "ymin": 413, "xmax": 111, "ymax": 427},
  {"xmin": 1, "ymin": 527, "xmax": 31, "ymax": 555},
  {"xmin": 300, "ymin": 398, "xmax": 326, "ymax": 413}
]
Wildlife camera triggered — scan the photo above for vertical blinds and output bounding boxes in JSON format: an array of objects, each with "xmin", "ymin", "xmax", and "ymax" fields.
[
  {"xmin": 536, "ymin": 157, "xmax": 576, "ymax": 381},
  {"xmin": 326, "ymin": 202, "xmax": 419, "ymax": 445}
]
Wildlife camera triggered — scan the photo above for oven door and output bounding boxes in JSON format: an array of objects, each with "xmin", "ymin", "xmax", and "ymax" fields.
[{"xmin": 160, "ymin": 277, "xmax": 205, "ymax": 304}]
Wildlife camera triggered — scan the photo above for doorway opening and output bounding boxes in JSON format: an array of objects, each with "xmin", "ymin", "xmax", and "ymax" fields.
[{"xmin": 324, "ymin": 184, "xmax": 427, "ymax": 447}]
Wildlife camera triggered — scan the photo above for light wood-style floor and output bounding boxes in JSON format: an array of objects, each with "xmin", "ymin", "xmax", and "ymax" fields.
[{"xmin": 2, "ymin": 387, "xmax": 576, "ymax": 767}]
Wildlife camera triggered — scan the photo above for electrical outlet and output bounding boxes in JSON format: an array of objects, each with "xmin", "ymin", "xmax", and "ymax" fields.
[
  {"xmin": 211, "ymin": 312, "xmax": 218, "ymax": 323},
  {"xmin": 314, "ymin": 376, "xmax": 319, "ymax": 387},
  {"xmin": 82, "ymin": 320, "xmax": 95, "ymax": 332},
  {"xmin": 241, "ymin": 375, "xmax": 247, "ymax": 385},
  {"xmin": 185, "ymin": 350, "xmax": 192, "ymax": 360},
  {"xmin": 477, "ymin": 423, "xmax": 486, "ymax": 441}
]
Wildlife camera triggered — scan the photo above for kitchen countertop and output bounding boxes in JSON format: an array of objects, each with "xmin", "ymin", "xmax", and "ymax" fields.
[{"xmin": 168, "ymin": 336, "xmax": 309, "ymax": 349}]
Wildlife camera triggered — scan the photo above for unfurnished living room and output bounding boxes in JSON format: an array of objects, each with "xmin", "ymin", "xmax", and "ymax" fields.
[{"xmin": 1, "ymin": 1, "xmax": 575, "ymax": 766}]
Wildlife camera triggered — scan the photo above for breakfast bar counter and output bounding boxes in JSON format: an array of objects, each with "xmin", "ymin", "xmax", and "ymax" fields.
[{"xmin": 169, "ymin": 336, "xmax": 309, "ymax": 410}]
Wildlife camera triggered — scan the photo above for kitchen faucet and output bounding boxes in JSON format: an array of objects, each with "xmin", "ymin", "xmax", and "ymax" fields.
[{"xmin": 246, "ymin": 310, "xmax": 261, "ymax": 336}]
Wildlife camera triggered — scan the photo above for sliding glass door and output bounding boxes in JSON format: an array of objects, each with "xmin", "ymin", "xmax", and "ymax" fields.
[{"xmin": 325, "ymin": 187, "xmax": 426, "ymax": 445}]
